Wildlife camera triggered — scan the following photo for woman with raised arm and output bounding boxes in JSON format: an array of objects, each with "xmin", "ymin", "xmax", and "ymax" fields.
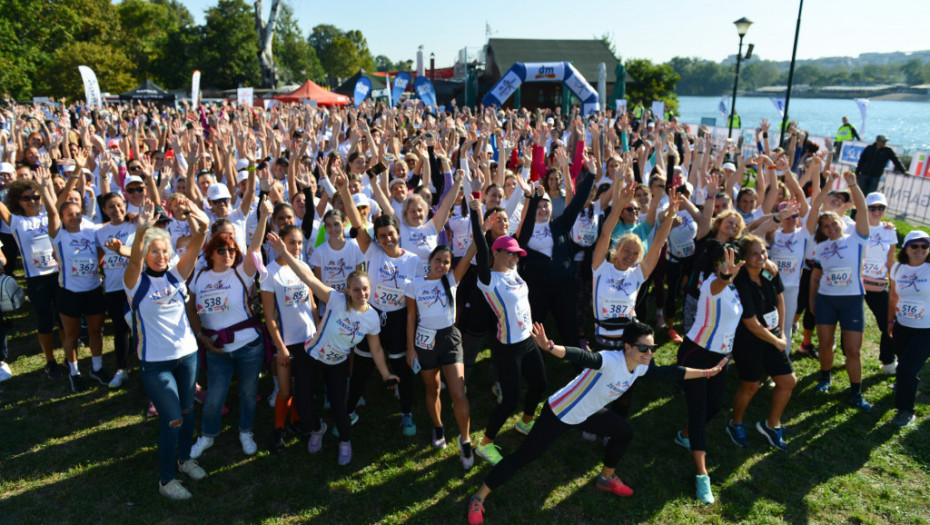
[
  {"xmin": 187, "ymin": 197, "xmax": 270, "ymax": 461},
  {"xmin": 124, "ymin": 200, "xmax": 209, "ymax": 500},
  {"xmin": 405, "ymin": 243, "xmax": 477, "ymax": 468},
  {"xmin": 806, "ymin": 171, "xmax": 872, "ymax": 411},
  {"xmin": 266, "ymin": 230, "xmax": 399, "ymax": 465},
  {"xmin": 309, "ymin": 209, "xmax": 364, "ymax": 314},
  {"xmin": 466, "ymin": 321, "xmax": 727, "ymax": 525}
]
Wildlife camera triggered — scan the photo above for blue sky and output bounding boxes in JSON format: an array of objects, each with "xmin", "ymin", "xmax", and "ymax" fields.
[{"xmin": 179, "ymin": 0, "xmax": 928, "ymax": 67}]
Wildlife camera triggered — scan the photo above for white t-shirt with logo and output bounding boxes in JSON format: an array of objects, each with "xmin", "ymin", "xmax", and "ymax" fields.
[
  {"xmin": 863, "ymin": 223, "xmax": 897, "ymax": 283},
  {"xmin": 548, "ymin": 350, "xmax": 648, "ymax": 425},
  {"xmin": 260, "ymin": 260, "xmax": 316, "ymax": 346},
  {"xmin": 305, "ymin": 290, "xmax": 380, "ymax": 365},
  {"xmin": 592, "ymin": 264, "xmax": 645, "ymax": 337},
  {"xmin": 447, "ymin": 209, "xmax": 472, "ymax": 258},
  {"xmin": 365, "ymin": 244, "xmax": 423, "ymax": 313},
  {"xmin": 686, "ymin": 276, "xmax": 744, "ymax": 354},
  {"xmin": 478, "ymin": 269, "xmax": 532, "ymax": 344},
  {"xmin": 191, "ymin": 266, "xmax": 259, "ymax": 352},
  {"xmin": 10, "ymin": 213, "xmax": 57, "ymax": 278},
  {"xmin": 812, "ymin": 232, "xmax": 867, "ymax": 296},
  {"xmin": 769, "ymin": 229, "xmax": 809, "ymax": 288},
  {"xmin": 527, "ymin": 222, "xmax": 554, "ymax": 257},
  {"xmin": 53, "ymin": 227, "xmax": 102, "ymax": 292},
  {"xmin": 667, "ymin": 210, "xmax": 697, "ymax": 260},
  {"xmin": 310, "ymin": 239, "xmax": 364, "ymax": 293},
  {"xmin": 406, "ymin": 273, "xmax": 457, "ymax": 330},
  {"xmin": 891, "ymin": 262, "xmax": 930, "ymax": 329},
  {"xmin": 95, "ymin": 221, "xmax": 135, "ymax": 293},
  {"xmin": 125, "ymin": 267, "xmax": 197, "ymax": 362}
]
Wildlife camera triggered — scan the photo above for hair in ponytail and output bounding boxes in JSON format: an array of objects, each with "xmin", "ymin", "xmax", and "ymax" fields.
[{"xmin": 429, "ymin": 245, "xmax": 454, "ymax": 308}]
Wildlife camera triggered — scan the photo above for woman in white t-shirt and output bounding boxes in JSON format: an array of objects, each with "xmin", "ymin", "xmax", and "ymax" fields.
[
  {"xmin": 888, "ymin": 230, "xmax": 930, "ymax": 427},
  {"xmin": 267, "ymin": 230, "xmax": 399, "ymax": 466},
  {"xmin": 405, "ymin": 243, "xmax": 476, "ymax": 467},
  {"xmin": 676, "ymin": 246, "xmax": 743, "ymax": 505},
  {"xmin": 261, "ymin": 224, "xmax": 319, "ymax": 453},
  {"xmin": 124, "ymin": 202, "xmax": 209, "ymax": 500},
  {"xmin": 187, "ymin": 198, "xmax": 270, "ymax": 461},
  {"xmin": 310, "ymin": 209, "xmax": 364, "ymax": 309},
  {"xmin": 861, "ymin": 192, "xmax": 897, "ymax": 373},
  {"xmin": 806, "ymin": 171, "xmax": 872, "ymax": 411}
]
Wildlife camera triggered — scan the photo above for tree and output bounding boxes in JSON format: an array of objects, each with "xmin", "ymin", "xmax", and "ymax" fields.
[
  {"xmin": 375, "ymin": 55, "xmax": 393, "ymax": 72},
  {"xmin": 254, "ymin": 0, "xmax": 282, "ymax": 89},
  {"xmin": 741, "ymin": 60, "xmax": 779, "ymax": 90},
  {"xmin": 45, "ymin": 41, "xmax": 136, "ymax": 99},
  {"xmin": 201, "ymin": 0, "xmax": 260, "ymax": 88},
  {"xmin": 901, "ymin": 58, "xmax": 925, "ymax": 85},
  {"xmin": 117, "ymin": 0, "xmax": 197, "ymax": 88},
  {"xmin": 668, "ymin": 57, "xmax": 730, "ymax": 96},
  {"xmin": 308, "ymin": 24, "xmax": 375, "ymax": 82},
  {"xmin": 624, "ymin": 58, "xmax": 680, "ymax": 111},
  {"xmin": 274, "ymin": 2, "xmax": 324, "ymax": 83}
]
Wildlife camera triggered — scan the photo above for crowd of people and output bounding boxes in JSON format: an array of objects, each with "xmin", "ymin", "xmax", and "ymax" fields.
[{"xmin": 0, "ymin": 98, "xmax": 927, "ymax": 522}]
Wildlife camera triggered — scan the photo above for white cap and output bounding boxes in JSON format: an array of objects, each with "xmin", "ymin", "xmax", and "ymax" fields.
[
  {"xmin": 235, "ymin": 158, "xmax": 250, "ymax": 171},
  {"xmin": 1, "ymin": 162, "xmax": 15, "ymax": 174},
  {"xmin": 865, "ymin": 192, "xmax": 887, "ymax": 207},
  {"xmin": 236, "ymin": 170, "xmax": 249, "ymax": 184},
  {"xmin": 61, "ymin": 164, "xmax": 75, "ymax": 173},
  {"xmin": 123, "ymin": 175, "xmax": 144, "ymax": 188},
  {"xmin": 903, "ymin": 230, "xmax": 930, "ymax": 247},
  {"xmin": 722, "ymin": 162, "xmax": 737, "ymax": 171},
  {"xmin": 680, "ymin": 181, "xmax": 694, "ymax": 195},
  {"xmin": 389, "ymin": 177, "xmax": 407, "ymax": 188},
  {"xmin": 206, "ymin": 183, "xmax": 231, "ymax": 201},
  {"xmin": 351, "ymin": 193, "xmax": 370, "ymax": 208},
  {"xmin": 546, "ymin": 117, "xmax": 554, "ymax": 125}
]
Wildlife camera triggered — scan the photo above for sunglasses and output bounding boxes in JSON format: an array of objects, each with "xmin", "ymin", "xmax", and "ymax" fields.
[
  {"xmin": 908, "ymin": 243, "xmax": 929, "ymax": 250},
  {"xmin": 215, "ymin": 247, "xmax": 236, "ymax": 256},
  {"xmin": 125, "ymin": 186, "xmax": 145, "ymax": 194},
  {"xmin": 210, "ymin": 198, "xmax": 230, "ymax": 206},
  {"xmin": 128, "ymin": 165, "xmax": 143, "ymax": 172},
  {"xmin": 624, "ymin": 207, "xmax": 641, "ymax": 213},
  {"xmin": 20, "ymin": 195, "xmax": 42, "ymax": 202},
  {"xmin": 631, "ymin": 343, "xmax": 658, "ymax": 353},
  {"xmin": 868, "ymin": 205, "xmax": 886, "ymax": 212},
  {"xmin": 497, "ymin": 249, "xmax": 521, "ymax": 256}
]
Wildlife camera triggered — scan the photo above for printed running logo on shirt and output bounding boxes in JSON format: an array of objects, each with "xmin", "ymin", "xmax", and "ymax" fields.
[
  {"xmin": 407, "ymin": 231, "xmax": 429, "ymax": 247},
  {"xmin": 418, "ymin": 284, "xmax": 448, "ymax": 308},
  {"xmin": 336, "ymin": 317, "xmax": 361, "ymax": 338},
  {"xmin": 869, "ymin": 233, "xmax": 891, "ymax": 251},
  {"xmin": 27, "ymin": 224, "xmax": 49, "ymax": 237},
  {"xmin": 532, "ymin": 225, "xmax": 551, "ymax": 240},
  {"xmin": 606, "ymin": 277, "xmax": 636, "ymax": 295},
  {"xmin": 376, "ymin": 262, "xmax": 401, "ymax": 287},
  {"xmin": 201, "ymin": 280, "xmax": 231, "ymax": 292},
  {"xmin": 501, "ymin": 275, "xmax": 525, "ymax": 289},
  {"xmin": 68, "ymin": 237, "xmax": 93, "ymax": 252},
  {"xmin": 607, "ymin": 380, "xmax": 633, "ymax": 395},
  {"xmin": 898, "ymin": 272, "xmax": 926, "ymax": 292},
  {"xmin": 820, "ymin": 242, "xmax": 846, "ymax": 260},
  {"xmin": 774, "ymin": 237, "xmax": 800, "ymax": 253},
  {"xmin": 323, "ymin": 258, "xmax": 350, "ymax": 279}
]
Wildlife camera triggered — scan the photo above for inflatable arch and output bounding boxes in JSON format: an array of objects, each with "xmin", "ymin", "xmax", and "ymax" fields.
[{"xmin": 482, "ymin": 62, "xmax": 599, "ymax": 115}]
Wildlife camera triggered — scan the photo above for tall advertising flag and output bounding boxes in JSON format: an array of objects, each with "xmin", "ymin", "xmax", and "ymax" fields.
[
  {"xmin": 191, "ymin": 70, "xmax": 201, "ymax": 108},
  {"xmin": 392, "ymin": 72, "xmax": 411, "ymax": 106},
  {"xmin": 353, "ymin": 77, "xmax": 372, "ymax": 108},
  {"xmin": 78, "ymin": 66, "xmax": 101, "ymax": 109},
  {"xmin": 414, "ymin": 76, "xmax": 437, "ymax": 107},
  {"xmin": 854, "ymin": 98, "xmax": 870, "ymax": 135}
]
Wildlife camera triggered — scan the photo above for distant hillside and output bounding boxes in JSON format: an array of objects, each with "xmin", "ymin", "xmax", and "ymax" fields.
[{"xmin": 722, "ymin": 50, "xmax": 930, "ymax": 71}]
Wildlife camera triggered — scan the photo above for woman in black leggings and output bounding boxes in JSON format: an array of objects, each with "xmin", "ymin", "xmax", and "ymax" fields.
[{"xmin": 466, "ymin": 320, "xmax": 726, "ymax": 525}]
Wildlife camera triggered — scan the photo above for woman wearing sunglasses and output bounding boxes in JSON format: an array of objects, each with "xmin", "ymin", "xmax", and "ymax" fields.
[
  {"xmin": 466, "ymin": 320, "xmax": 726, "ymax": 525},
  {"xmin": 861, "ymin": 192, "xmax": 898, "ymax": 374},
  {"xmin": 888, "ymin": 230, "xmax": 930, "ymax": 427}
]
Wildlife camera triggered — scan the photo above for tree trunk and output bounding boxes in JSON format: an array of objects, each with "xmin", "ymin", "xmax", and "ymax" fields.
[{"xmin": 254, "ymin": 0, "xmax": 282, "ymax": 89}]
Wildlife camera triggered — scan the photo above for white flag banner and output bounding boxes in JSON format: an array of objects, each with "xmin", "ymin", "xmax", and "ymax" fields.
[
  {"xmin": 237, "ymin": 87, "xmax": 254, "ymax": 107},
  {"xmin": 718, "ymin": 95, "xmax": 728, "ymax": 118},
  {"xmin": 385, "ymin": 74, "xmax": 393, "ymax": 107},
  {"xmin": 616, "ymin": 98, "xmax": 627, "ymax": 115},
  {"xmin": 651, "ymin": 101, "xmax": 665, "ymax": 121},
  {"xmin": 854, "ymin": 98, "xmax": 870, "ymax": 135},
  {"xmin": 78, "ymin": 66, "xmax": 101, "ymax": 109},
  {"xmin": 770, "ymin": 97, "xmax": 786, "ymax": 117},
  {"xmin": 191, "ymin": 70, "xmax": 201, "ymax": 107}
]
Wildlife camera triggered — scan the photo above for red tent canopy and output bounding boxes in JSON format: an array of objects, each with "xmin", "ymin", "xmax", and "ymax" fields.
[{"xmin": 274, "ymin": 80, "xmax": 349, "ymax": 106}]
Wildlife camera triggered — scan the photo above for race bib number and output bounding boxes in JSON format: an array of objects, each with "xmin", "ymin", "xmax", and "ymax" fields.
[
  {"xmin": 284, "ymin": 284, "xmax": 309, "ymax": 308},
  {"xmin": 32, "ymin": 234, "xmax": 56, "ymax": 269},
  {"xmin": 316, "ymin": 342, "xmax": 348, "ymax": 364},
  {"xmin": 574, "ymin": 225, "xmax": 597, "ymax": 246},
  {"xmin": 675, "ymin": 240, "xmax": 695, "ymax": 258},
  {"xmin": 198, "ymin": 288, "xmax": 228, "ymax": 315},
  {"xmin": 826, "ymin": 267, "xmax": 852, "ymax": 287},
  {"xmin": 375, "ymin": 283, "xmax": 405, "ymax": 309},
  {"xmin": 71, "ymin": 257, "xmax": 96, "ymax": 277},
  {"xmin": 103, "ymin": 253, "xmax": 127, "ymax": 270},
  {"xmin": 721, "ymin": 332, "xmax": 735, "ymax": 353},
  {"xmin": 898, "ymin": 300, "xmax": 925, "ymax": 321},
  {"xmin": 602, "ymin": 297, "xmax": 634, "ymax": 319},
  {"xmin": 772, "ymin": 256, "xmax": 796, "ymax": 275},
  {"xmin": 763, "ymin": 310, "xmax": 779, "ymax": 330},
  {"xmin": 862, "ymin": 261, "xmax": 886, "ymax": 279},
  {"xmin": 415, "ymin": 326, "xmax": 437, "ymax": 350}
]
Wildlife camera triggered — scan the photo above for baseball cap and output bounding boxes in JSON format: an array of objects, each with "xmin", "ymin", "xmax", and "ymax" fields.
[
  {"xmin": 235, "ymin": 158, "xmax": 250, "ymax": 171},
  {"xmin": 389, "ymin": 178, "xmax": 407, "ymax": 189},
  {"xmin": 236, "ymin": 170, "xmax": 249, "ymax": 184},
  {"xmin": 722, "ymin": 162, "xmax": 736, "ymax": 171},
  {"xmin": 876, "ymin": 135, "xmax": 888, "ymax": 142},
  {"xmin": 0, "ymin": 162, "xmax": 15, "ymax": 174},
  {"xmin": 351, "ymin": 193, "xmax": 370, "ymax": 208},
  {"xmin": 490, "ymin": 236, "xmax": 526, "ymax": 256},
  {"xmin": 903, "ymin": 230, "xmax": 929, "ymax": 247},
  {"xmin": 123, "ymin": 175, "xmax": 144, "ymax": 188},
  {"xmin": 865, "ymin": 192, "xmax": 887, "ymax": 207},
  {"xmin": 206, "ymin": 183, "xmax": 231, "ymax": 201}
]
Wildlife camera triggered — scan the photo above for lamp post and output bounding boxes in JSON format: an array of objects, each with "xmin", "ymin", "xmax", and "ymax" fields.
[
  {"xmin": 728, "ymin": 17, "xmax": 752, "ymax": 138},
  {"xmin": 430, "ymin": 52, "xmax": 435, "ymax": 81},
  {"xmin": 779, "ymin": 0, "xmax": 805, "ymax": 147}
]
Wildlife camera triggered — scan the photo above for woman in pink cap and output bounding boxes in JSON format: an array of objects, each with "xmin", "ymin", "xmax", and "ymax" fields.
[{"xmin": 466, "ymin": 199, "xmax": 547, "ymax": 467}]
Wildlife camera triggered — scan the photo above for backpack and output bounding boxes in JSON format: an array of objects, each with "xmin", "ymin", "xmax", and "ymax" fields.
[{"xmin": 0, "ymin": 274, "xmax": 26, "ymax": 313}]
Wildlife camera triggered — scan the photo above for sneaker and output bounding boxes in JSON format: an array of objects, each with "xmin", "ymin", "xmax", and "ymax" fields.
[
  {"xmin": 88, "ymin": 367, "xmax": 112, "ymax": 386},
  {"xmin": 239, "ymin": 431, "xmax": 257, "ymax": 455},
  {"xmin": 474, "ymin": 441, "xmax": 503, "ymax": 465},
  {"xmin": 725, "ymin": 420, "xmax": 749, "ymax": 447},
  {"xmin": 491, "ymin": 382, "xmax": 503, "ymax": 404},
  {"xmin": 68, "ymin": 373, "xmax": 86, "ymax": 393},
  {"xmin": 467, "ymin": 496, "xmax": 485, "ymax": 525},
  {"xmin": 194, "ymin": 384, "xmax": 207, "ymax": 404},
  {"xmin": 515, "ymin": 419, "xmax": 534, "ymax": 436},
  {"xmin": 581, "ymin": 431, "xmax": 598, "ymax": 442},
  {"xmin": 891, "ymin": 409, "xmax": 916, "ymax": 427},
  {"xmin": 695, "ymin": 474, "xmax": 715, "ymax": 504},
  {"xmin": 270, "ymin": 428, "xmax": 286, "ymax": 453},
  {"xmin": 45, "ymin": 361, "xmax": 63, "ymax": 380},
  {"xmin": 337, "ymin": 440, "xmax": 352, "ymax": 465},
  {"xmin": 0, "ymin": 361, "xmax": 12, "ymax": 383},
  {"xmin": 267, "ymin": 385, "xmax": 279, "ymax": 408},
  {"xmin": 656, "ymin": 312, "xmax": 667, "ymax": 329},
  {"xmin": 189, "ymin": 436, "xmax": 214, "ymax": 459},
  {"xmin": 400, "ymin": 414, "xmax": 417, "ymax": 437},
  {"xmin": 288, "ymin": 420, "xmax": 312, "ymax": 440},
  {"xmin": 432, "ymin": 426, "xmax": 447, "ymax": 449},
  {"xmin": 667, "ymin": 328, "xmax": 683, "ymax": 344},
  {"xmin": 331, "ymin": 412, "xmax": 358, "ymax": 438},
  {"xmin": 674, "ymin": 431, "xmax": 691, "ymax": 451},
  {"xmin": 146, "ymin": 400, "xmax": 159, "ymax": 418},
  {"xmin": 814, "ymin": 379, "xmax": 832, "ymax": 393},
  {"xmin": 595, "ymin": 473, "xmax": 634, "ymax": 497},
  {"xmin": 308, "ymin": 421, "xmax": 328, "ymax": 453},
  {"xmin": 108, "ymin": 369, "xmax": 129, "ymax": 389},
  {"xmin": 848, "ymin": 392, "xmax": 871, "ymax": 413},
  {"xmin": 798, "ymin": 342, "xmax": 818, "ymax": 359},
  {"xmin": 755, "ymin": 420, "xmax": 788, "ymax": 451},
  {"xmin": 178, "ymin": 459, "xmax": 207, "ymax": 481},
  {"xmin": 159, "ymin": 479, "xmax": 192, "ymax": 500},
  {"xmin": 458, "ymin": 436, "xmax": 474, "ymax": 470},
  {"xmin": 881, "ymin": 362, "xmax": 898, "ymax": 376}
]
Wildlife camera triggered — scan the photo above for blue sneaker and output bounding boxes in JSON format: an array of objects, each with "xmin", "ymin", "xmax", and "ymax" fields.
[
  {"xmin": 674, "ymin": 431, "xmax": 691, "ymax": 451},
  {"xmin": 849, "ymin": 392, "xmax": 871, "ymax": 413},
  {"xmin": 756, "ymin": 420, "xmax": 788, "ymax": 451},
  {"xmin": 814, "ymin": 379, "xmax": 832, "ymax": 392},
  {"xmin": 725, "ymin": 420, "xmax": 749, "ymax": 448},
  {"xmin": 400, "ymin": 413, "xmax": 417, "ymax": 436},
  {"xmin": 695, "ymin": 474, "xmax": 715, "ymax": 504}
]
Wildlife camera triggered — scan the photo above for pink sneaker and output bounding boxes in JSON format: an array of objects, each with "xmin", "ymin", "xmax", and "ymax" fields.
[{"xmin": 146, "ymin": 400, "xmax": 158, "ymax": 417}]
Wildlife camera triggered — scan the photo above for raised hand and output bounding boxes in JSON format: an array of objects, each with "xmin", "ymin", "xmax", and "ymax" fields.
[
  {"xmin": 722, "ymin": 247, "xmax": 744, "ymax": 275},
  {"xmin": 136, "ymin": 200, "xmax": 157, "ymax": 230}
]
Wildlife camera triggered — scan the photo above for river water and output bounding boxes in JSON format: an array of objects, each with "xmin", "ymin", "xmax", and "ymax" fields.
[{"xmin": 676, "ymin": 95, "xmax": 930, "ymax": 153}]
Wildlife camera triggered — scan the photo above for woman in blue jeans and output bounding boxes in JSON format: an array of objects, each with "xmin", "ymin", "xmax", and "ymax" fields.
[
  {"xmin": 124, "ymin": 201, "xmax": 209, "ymax": 500},
  {"xmin": 188, "ymin": 198, "xmax": 271, "ymax": 460}
]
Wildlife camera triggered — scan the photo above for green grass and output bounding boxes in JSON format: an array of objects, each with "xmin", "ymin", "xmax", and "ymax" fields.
[{"xmin": 2, "ymin": 279, "xmax": 930, "ymax": 524}]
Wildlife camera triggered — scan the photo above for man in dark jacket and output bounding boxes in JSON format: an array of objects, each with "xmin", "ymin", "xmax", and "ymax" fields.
[{"xmin": 855, "ymin": 135, "xmax": 907, "ymax": 195}]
